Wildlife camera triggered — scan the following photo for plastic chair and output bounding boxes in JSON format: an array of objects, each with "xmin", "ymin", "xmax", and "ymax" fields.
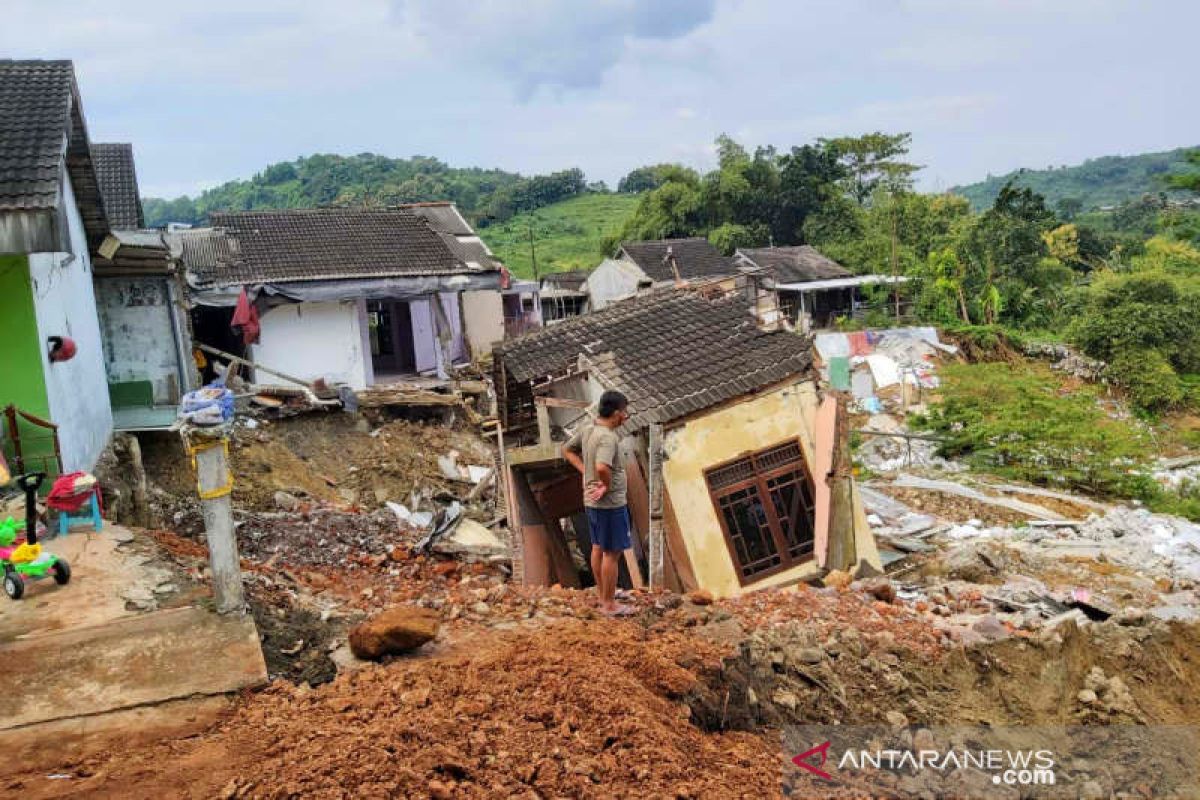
[{"xmin": 58, "ymin": 491, "xmax": 103, "ymax": 535}]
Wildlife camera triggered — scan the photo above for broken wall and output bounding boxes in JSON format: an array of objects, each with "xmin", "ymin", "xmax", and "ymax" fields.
[
  {"xmin": 660, "ymin": 380, "xmax": 879, "ymax": 598},
  {"xmin": 461, "ymin": 289, "xmax": 504, "ymax": 358},
  {"xmin": 253, "ymin": 300, "xmax": 368, "ymax": 389}
]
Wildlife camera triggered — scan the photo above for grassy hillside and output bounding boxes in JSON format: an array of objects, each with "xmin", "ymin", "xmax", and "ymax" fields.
[
  {"xmin": 479, "ymin": 193, "xmax": 640, "ymax": 279},
  {"xmin": 952, "ymin": 146, "xmax": 1199, "ymax": 211}
]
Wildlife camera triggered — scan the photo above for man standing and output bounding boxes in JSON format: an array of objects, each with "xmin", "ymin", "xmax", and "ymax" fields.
[{"xmin": 562, "ymin": 390, "xmax": 632, "ymax": 616}]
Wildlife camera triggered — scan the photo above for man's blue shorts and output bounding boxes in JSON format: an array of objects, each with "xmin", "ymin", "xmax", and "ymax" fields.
[{"xmin": 586, "ymin": 506, "xmax": 631, "ymax": 552}]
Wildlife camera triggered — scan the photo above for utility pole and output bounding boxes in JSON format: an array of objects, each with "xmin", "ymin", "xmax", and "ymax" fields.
[
  {"xmin": 187, "ymin": 427, "xmax": 245, "ymax": 614},
  {"xmin": 527, "ymin": 217, "xmax": 539, "ymax": 281}
]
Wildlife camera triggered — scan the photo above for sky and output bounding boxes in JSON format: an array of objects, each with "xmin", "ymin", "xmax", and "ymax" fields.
[{"xmin": 3, "ymin": 0, "xmax": 1195, "ymax": 199}]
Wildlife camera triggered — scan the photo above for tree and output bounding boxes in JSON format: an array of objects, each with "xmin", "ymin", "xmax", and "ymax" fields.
[
  {"xmin": 1056, "ymin": 196, "xmax": 1084, "ymax": 220},
  {"xmin": 1166, "ymin": 149, "xmax": 1200, "ymax": 194},
  {"xmin": 617, "ymin": 164, "xmax": 677, "ymax": 194},
  {"xmin": 819, "ymin": 132, "xmax": 920, "ymax": 205},
  {"xmin": 614, "ymin": 165, "xmax": 704, "ymax": 242}
]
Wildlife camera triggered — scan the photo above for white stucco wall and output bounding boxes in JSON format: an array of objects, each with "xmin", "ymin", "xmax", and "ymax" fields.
[
  {"xmin": 587, "ymin": 258, "xmax": 647, "ymax": 311},
  {"xmin": 252, "ymin": 300, "xmax": 368, "ymax": 389},
  {"xmin": 27, "ymin": 173, "xmax": 113, "ymax": 472},
  {"xmin": 461, "ymin": 289, "xmax": 504, "ymax": 357}
]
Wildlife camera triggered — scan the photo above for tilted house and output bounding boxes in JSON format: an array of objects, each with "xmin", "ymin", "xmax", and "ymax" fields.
[
  {"xmin": 734, "ymin": 245, "xmax": 907, "ymax": 331},
  {"xmin": 180, "ymin": 208, "xmax": 505, "ymax": 388},
  {"xmin": 587, "ymin": 237, "xmax": 737, "ymax": 311},
  {"xmin": 494, "ymin": 276, "xmax": 880, "ymax": 598},
  {"xmin": 0, "ymin": 60, "xmax": 114, "ymax": 474},
  {"xmin": 91, "ymin": 142, "xmax": 197, "ymax": 430}
]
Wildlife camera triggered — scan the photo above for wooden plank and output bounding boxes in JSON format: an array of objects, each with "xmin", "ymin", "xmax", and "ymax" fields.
[
  {"xmin": 534, "ymin": 396, "xmax": 591, "ymax": 409},
  {"xmin": 662, "ymin": 489, "xmax": 699, "ymax": 592}
]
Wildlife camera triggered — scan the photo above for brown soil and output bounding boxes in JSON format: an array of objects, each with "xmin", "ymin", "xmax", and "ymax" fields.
[
  {"xmin": 881, "ymin": 486, "xmax": 1035, "ymax": 527},
  {"xmin": 138, "ymin": 413, "xmax": 493, "ymax": 519}
]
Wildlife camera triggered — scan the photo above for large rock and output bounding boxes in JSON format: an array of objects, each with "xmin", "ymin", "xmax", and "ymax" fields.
[{"xmin": 349, "ymin": 607, "xmax": 441, "ymax": 660}]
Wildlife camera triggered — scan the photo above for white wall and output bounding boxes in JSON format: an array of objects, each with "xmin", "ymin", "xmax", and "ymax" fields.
[
  {"xmin": 587, "ymin": 258, "xmax": 646, "ymax": 311},
  {"xmin": 27, "ymin": 173, "xmax": 113, "ymax": 472},
  {"xmin": 95, "ymin": 277, "xmax": 185, "ymax": 404},
  {"xmin": 253, "ymin": 300, "xmax": 368, "ymax": 389},
  {"xmin": 461, "ymin": 289, "xmax": 504, "ymax": 357}
]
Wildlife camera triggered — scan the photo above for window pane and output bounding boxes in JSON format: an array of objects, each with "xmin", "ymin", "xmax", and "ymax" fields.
[
  {"xmin": 767, "ymin": 469, "xmax": 816, "ymax": 559},
  {"xmin": 717, "ymin": 486, "xmax": 781, "ymax": 578}
]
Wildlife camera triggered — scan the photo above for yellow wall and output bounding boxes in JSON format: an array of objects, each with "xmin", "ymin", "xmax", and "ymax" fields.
[{"xmin": 661, "ymin": 380, "xmax": 879, "ymax": 598}]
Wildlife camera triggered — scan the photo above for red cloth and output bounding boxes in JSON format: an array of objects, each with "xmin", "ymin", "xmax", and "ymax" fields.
[
  {"xmin": 231, "ymin": 287, "xmax": 261, "ymax": 345},
  {"xmin": 46, "ymin": 471, "xmax": 100, "ymax": 514}
]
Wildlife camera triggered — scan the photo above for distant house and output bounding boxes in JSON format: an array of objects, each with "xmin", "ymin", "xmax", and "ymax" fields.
[
  {"xmin": 587, "ymin": 237, "xmax": 736, "ymax": 310},
  {"xmin": 179, "ymin": 208, "xmax": 504, "ymax": 388},
  {"xmin": 493, "ymin": 278, "xmax": 880, "ymax": 598},
  {"xmin": 0, "ymin": 60, "xmax": 114, "ymax": 473},
  {"xmin": 91, "ymin": 143, "xmax": 196, "ymax": 430},
  {"xmin": 539, "ymin": 269, "xmax": 590, "ymax": 324},
  {"xmin": 734, "ymin": 245, "xmax": 907, "ymax": 331}
]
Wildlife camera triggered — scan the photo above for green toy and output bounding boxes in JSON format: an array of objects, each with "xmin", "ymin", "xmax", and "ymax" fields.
[{"xmin": 2, "ymin": 472, "xmax": 70, "ymax": 600}]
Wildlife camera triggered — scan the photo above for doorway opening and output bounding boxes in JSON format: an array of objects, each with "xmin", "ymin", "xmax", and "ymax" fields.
[{"xmin": 367, "ymin": 300, "xmax": 417, "ymax": 381}]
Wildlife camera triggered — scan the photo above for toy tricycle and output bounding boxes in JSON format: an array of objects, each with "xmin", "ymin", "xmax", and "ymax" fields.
[{"xmin": 2, "ymin": 472, "xmax": 70, "ymax": 600}]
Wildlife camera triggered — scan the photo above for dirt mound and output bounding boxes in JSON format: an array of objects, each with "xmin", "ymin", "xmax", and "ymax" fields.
[{"xmin": 22, "ymin": 622, "xmax": 777, "ymax": 799}]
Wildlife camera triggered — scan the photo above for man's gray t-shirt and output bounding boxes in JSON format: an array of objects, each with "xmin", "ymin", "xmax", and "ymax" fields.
[{"xmin": 564, "ymin": 423, "xmax": 627, "ymax": 509}]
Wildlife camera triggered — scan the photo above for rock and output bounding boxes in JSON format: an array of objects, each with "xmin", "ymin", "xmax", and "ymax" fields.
[
  {"xmin": 273, "ymin": 491, "xmax": 299, "ymax": 511},
  {"xmin": 428, "ymin": 780, "xmax": 453, "ymax": 800},
  {"xmin": 373, "ymin": 488, "xmax": 389, "ymax": 503},
  {"xmin": 823, "ymin": 569, "xmax": 852, "ymax": 590},
  {"xmin": 687, "ymin": 589, "xmax": 714, "ymax": 606},
  {"xmin": 348, "ymin": 606, "xmax": 441, "ymax": 660},
  {"xmin": 971, "ymin": 615, "xmax": 1010, "ymax": 641},
  {"xmin": 338, "ymin": 488, "xmax": 359, "ymax": 504},
  {"xmin": 1116, "ymin": 607, "xmax": 1148, "ymax": 626},
  {"xmin": 771, "ymin": 689, "xmax": 798, "ymax": 711},
  {"xmin": 912, "ymin": 728, "xmax": 936, "ymax": 752},
  {"xmin": 885, "ymin": 710, "xmax": 909, "ymax": 730},
  {"xmin": 111, "ymin": 528, "xmax": 136, "ymax": 544},
  {"xmin": 1079, "ymin": 780, "xmax": 1104, "ymax": 799},
  {"xmin": 1077, "ymin": 689, "xmax": 1098, "ymax": 704},
  {"xmin": 789, "ymin": 647, "xmax": 825, "ymax": 665},
  {"xmin": 657, "ymin": 593, "xmax": 684, "ymax": 610},
  {"xmin": 853, "ymin": 577, "xmax": 896, "ymax": 604},
  {"xmin": 941, "ymin": 544, "xmax": 999, "ymax": 583},
  {"xmin": 472, "ymin": 601, "xmax": 491, "ymax": 616}
]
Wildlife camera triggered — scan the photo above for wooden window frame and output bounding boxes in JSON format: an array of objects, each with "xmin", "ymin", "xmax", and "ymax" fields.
[{"xmin": 704, "ymin": 438, "xmax": 817, "ymax": 587}]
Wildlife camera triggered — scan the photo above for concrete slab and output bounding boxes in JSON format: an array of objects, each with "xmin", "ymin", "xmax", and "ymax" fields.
[{"xmin": 0, "ymin": 605, "xmax": 266, "ymax": 730}]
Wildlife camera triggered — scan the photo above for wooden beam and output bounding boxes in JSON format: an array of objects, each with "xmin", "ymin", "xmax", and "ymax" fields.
[{"xmin": 534, "ymin": 396, "xmax": 591, "ymax": 409}]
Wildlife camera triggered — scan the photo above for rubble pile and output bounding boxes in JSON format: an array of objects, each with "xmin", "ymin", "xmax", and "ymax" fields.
[{"xmin": 1024, "ymin": 341, "xmax": 1106, "ymax": 381}]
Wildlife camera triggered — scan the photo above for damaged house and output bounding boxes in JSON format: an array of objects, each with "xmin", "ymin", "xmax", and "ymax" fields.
[
  {"xmin": 90, "ymin": 143, "xmax": 196, "ymax": 430},
  {"xmin": 587, "ymin": 237, "xmax": 737, "ymax": 311},
  {"xmin": 179, "ymin": 208, "xmax": 505, "ymax": 388},
  {"xmin": 539, "ymin": 269, "xmax": 591, "ymax": 324},
  {"xmin": 494, "ymin": 276, "xmax": 880, "ymax": 598}
]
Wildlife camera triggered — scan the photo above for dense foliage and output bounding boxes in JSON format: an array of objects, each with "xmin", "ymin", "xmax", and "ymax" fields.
[
  {"xmin": 142, "ymin": 154, "xmax": 589, "ymax": 228},
  {"xmin": 951, "ymin": 146, "xmax": 1200, "ymax": 211}
]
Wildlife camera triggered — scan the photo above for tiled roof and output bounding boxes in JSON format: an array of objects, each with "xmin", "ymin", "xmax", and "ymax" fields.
[
  {"xmin": 619, "ymin": 237, "xmax": 736, "ymax": 283},
  {"xmin": 737, "ymin": 245, "xmax": 851, "ymax": 283},
  {"xmin": 0, "ymin": 59, "xmax": 108, "ymax": 243},
  {"xmin": 90, "ymin": 143, "xmax": 143, "ymax": 229},
  {"xmin": 397, "ymin": 202, "xmax": 473, "ymax": 236},
  {"xmin": 195, "ymin": 208, "xmax": 470, "ymax": 287},
  {"xmin": 496, "ymin": 284, "xmax": 813, "ymax": 429}
]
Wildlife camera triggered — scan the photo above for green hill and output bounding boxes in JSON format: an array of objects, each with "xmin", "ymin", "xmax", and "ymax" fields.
[
  {"xmin": 141, "ymin": 153, "xmax": 587, "ymax": 229},
  {"xmin": 952, "ymin": 146, "xmax": 1199, "ymax": 211},
  {"xmin": 479, "ymin": 193, "xmax": 640, "ymax": 279}
]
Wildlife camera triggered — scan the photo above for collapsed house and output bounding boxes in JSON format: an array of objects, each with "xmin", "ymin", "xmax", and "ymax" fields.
[
  {"xmin": 734, "ymin": 245, "xmax": 909, "ymax": 331},
  {"xmin": 179, "ymin": 207, "xmax": 506, "ymax": 388},
  {"xmin": 587, "ymin": 237, "xmax": 737, "ymax": 310},
  {"xmin": 493, "ymin": 276, "xmax": 880, "ymax": 598}
]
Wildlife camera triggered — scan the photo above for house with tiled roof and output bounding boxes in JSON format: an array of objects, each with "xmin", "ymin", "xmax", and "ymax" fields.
[
  {"xmin": 734, "ymin": 245, "xmax": 909, "ymax": 331},
  {"xmin": 586, "ymin": 237, "xmax": 737, "ymax": 311},
  {"xmin": 493, "ymin": 277, "xmax": 880, "ymax": 598},
  {"xmin": 0, "ymin": 59, "xmax": 114, "ymax": 473},
  {"xmin": 176, "ymin": 206, "xmax": 505, "ymax": 388},
  {"xmin": 539, "ymin": 269, "xmax": 591, "ymax": 324}
]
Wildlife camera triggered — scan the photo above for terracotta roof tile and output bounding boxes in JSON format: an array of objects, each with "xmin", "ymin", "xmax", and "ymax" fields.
[
  {"xmin": 90, "ymin": 143, "xmax": 143, "ymax": 229},
  {"xmin": 619, "ymin": 237, "xmax": 736, "ymax": 282}
]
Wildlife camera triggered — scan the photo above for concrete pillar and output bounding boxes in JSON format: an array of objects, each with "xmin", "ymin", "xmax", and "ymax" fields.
[
  {"xmin": 647, "ymin": 423, "xmax": 665, "ymax": 590},
  {"xmin": 194, "ymin": 436, "xmax": 245, "ymax": 614}
]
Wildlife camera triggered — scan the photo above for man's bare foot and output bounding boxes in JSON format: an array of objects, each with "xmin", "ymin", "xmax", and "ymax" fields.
[{"xmin": 602, "ymin": 603, "xmax": 635, "ymax": 617}]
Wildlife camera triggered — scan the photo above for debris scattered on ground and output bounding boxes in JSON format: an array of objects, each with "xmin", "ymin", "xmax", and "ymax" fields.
[{"xmin": 348, "ymin": 605, "xmax": 441, "ymax": 660}]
